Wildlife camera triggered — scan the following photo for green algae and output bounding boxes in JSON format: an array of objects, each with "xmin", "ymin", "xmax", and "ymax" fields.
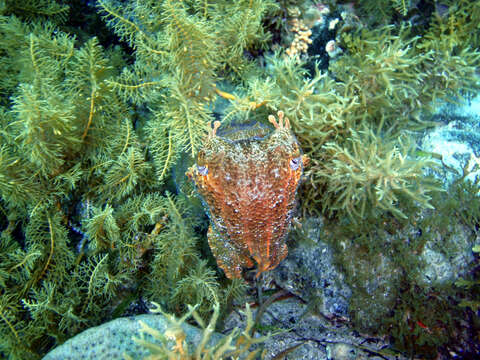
[{"xmin": 0, "ymin": 0, "xmax": 479, "ymax": 359}]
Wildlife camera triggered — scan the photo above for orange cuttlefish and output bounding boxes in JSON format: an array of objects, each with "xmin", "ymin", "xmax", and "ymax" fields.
[{"xmin": 187, "ymin": 111, "xmax": 308, "ymax": 279}]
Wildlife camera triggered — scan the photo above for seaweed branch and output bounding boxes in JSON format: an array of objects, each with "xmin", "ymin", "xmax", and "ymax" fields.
[
  {"xmin": 0, "ymin": 309, "xmax": 19, "ymax": 344},
  {"xmin": 81, "ymin": 254, "xmax": 108, "ymax": 315},
  {"xmin": 37, "ymin": 215, "xmax": 55, "ymax": 284}
]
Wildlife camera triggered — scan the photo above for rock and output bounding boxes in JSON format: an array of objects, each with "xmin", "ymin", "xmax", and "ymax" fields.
[
  {"xmin": 269, "ymin": 217, "xmax": 351, "ymax": 318},
  {"xmin": 419, "ymin": 223, "xmax": 477, "ymax": 286},
  {"xmin": 326, "ymin": 342, "xmax": 357, "ymax": 360},
  {"xmin": 223, "ymin": 297, "xmax": 398, "ymax": 360},
  {"xmin": 421, "ymin": 96, "xmax": 480, "ymax": 187}
]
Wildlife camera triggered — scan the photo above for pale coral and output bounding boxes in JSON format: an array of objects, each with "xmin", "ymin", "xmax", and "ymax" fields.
[{"xmin": 286, "ymin": 18, "xmax": 313, "ymax": 57}]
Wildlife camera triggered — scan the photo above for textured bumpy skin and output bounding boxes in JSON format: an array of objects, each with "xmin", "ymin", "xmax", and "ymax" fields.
[{"xmin": 187, "ymin": 112, "xmax": 307, "ymax": 279}]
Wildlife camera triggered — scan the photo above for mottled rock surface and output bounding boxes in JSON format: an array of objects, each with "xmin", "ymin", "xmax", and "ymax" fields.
[
  {"xmin": 420, "ymin": 223, "xmax": 477, "ymax": 286},
  {"xmin": 270, "ymin": 217, "xmax": 351, "ymax": 318},
  {"xmin": 224, "ymin": 297, "xmax": 397, "ymax": 360},
  {"xmin": 421, "ymin": 96, "xmax": 480, "ymax": 186}
]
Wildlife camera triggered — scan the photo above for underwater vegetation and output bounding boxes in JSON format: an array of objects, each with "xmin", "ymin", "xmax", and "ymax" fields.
[
  {"xmin": 43, "ymin": 298, "xmax": 271, "ymax": 359},
  {"xmin": 321, "ymin": 170, "xmax": 480, "ymax": 357},
  {"xmin": 0, "ymin": 0, "xmax": 479, "ymax": 359},
  {"xmin": 126, "ymin": 301, "xmax": 271, "ymax": 360}
]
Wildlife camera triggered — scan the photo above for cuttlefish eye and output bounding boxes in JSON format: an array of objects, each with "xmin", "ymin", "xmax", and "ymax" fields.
[
  {"xmin": 196, "ymin": 164, "xmax": 208, "ymax": 176},
  {"xmin": 289, "ymin": 156, "xmax": 302, "ymax": 171}
]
